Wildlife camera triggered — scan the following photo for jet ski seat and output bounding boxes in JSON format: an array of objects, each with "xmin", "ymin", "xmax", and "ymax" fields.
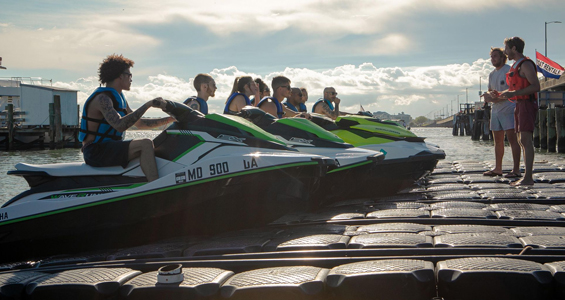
[{"xmin": 10, "ymin": 159, "xmax": 141, "ymax": 177}]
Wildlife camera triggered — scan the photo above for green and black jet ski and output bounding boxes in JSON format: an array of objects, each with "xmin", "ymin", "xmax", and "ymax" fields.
[
  {"xmin": 237, "ymin": 107, "xmax": 386, "ymax": 203},
  {"xmin": 0, "ymin": 102, "xmax": 333, "ymax": 263},
  {"xmin": 309, "ymin": 112, "xmax": 445, "ymax": 194}
]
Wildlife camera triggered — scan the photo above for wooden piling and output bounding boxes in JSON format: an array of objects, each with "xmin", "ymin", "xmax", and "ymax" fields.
[
  {"xmin": 465, "ymin": 115, "xmax": 472, "ymax": 136},
  {"xmin": 49, "ymin": 103, "xmax": 55, "ymax": 149},
  {"xmin": 557, "ymin": 107, "xmax": 565, "ymax": 153},
  {"xmin": 471, "ymin": 110, "xmax": 482, "ymax": 141},
  {"xmin": 53, "ymin": 95, "xmax": 63, "ymax": 149},
  {"xmin": 539, "ymin": 108, "xmax": 548, "ymax": 150},
  {"xmin": 6, "ymin": 104, "xmax": 13, "ymax": 150},
  {"xmin": 548, "ymin": 108, "xmax": 556, "ymax": 152}
]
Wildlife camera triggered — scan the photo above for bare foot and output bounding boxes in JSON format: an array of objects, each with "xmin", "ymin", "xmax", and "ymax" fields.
[{"xmin": 510, "ymin": 179, "xmax": 534, "ymax": 186}]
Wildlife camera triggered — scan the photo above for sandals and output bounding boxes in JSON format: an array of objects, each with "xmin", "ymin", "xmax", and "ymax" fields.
[
  {"xmin": 483, "ymin": 170, "xmax": 502, "ymax": 177},
  {"xmin": 504, "ymin": 172, "xmax": 522, "ymax": 178}
]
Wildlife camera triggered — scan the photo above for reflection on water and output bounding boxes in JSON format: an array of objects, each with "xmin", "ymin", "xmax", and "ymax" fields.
[{"xmin": 1, "ymin": 128, "xmax": 565, "ymax": 205}]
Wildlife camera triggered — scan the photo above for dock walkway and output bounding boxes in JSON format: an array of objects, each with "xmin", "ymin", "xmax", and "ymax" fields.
[{"xmin": 2, "ymin": 160, "xmax": 565, "ymax": 299}]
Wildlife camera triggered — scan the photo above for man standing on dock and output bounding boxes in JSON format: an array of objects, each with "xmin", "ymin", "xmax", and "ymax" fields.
[
  {"xmin": 79, "ymin": 54, "xmax": 173, "ymax": 182},
  {"xmin": 482, "ymin": 47, "xmax": 521, "ymax": 179},
  {"xmin": 500, "ymin": 37, "xmax": 540, "ymax": 186}
]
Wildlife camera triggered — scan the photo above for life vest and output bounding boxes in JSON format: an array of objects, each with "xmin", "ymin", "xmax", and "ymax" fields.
[
  {"xmin": 282, "ymin": 100, "xmax": 298, "ymax": 112},
  {"xmin": 258, "ymin": 96, "xmax": 284, "ymax": 118},
  {"xmin": 298, "ymin": 103, "xmax": 307, "ymax": 112},
  {"xmin": 312, "ymin": 98, "xmax": 334, "ymax": 113},
  {"xmin": 224, "ymin": 92, "xmax": 251, "ymax": 114},
  {"xmin": 184, "ymin": 96, "xmax": 208, "ymax": 114},
  {"xmin": 506, "ymin": 57, "xmax": 538, "ymax": 101},
  {"xmin": 79, "ymin": 87, "xmax": 128, "ymax": 143}
]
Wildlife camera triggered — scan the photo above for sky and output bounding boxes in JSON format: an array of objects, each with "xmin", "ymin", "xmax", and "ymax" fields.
[{"xmin": 1, "ymin": 0, "xmax": 565, "ymax": 119}]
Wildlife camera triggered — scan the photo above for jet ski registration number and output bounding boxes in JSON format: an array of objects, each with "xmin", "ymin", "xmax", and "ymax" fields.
[{"xmin": 209, "ymin": 162, "xmax": 230, "ymax": 176}]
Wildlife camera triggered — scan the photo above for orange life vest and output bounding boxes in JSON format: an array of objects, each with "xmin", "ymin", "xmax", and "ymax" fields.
[{"xmin": 506, "ymin": 57, "xmax": 537, "ymax": 101}]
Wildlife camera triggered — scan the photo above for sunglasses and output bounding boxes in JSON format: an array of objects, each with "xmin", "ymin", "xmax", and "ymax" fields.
[
  {"xmin": 330, "ymin": 92, "xmax": 338, "ymax": 95},
  {"xmin": 279, "ymin": 85, "xmax": 291, "ymax": 90}
]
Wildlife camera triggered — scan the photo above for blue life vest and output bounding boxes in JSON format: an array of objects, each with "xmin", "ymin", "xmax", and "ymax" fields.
[
  {"xmin": 258, "ymin": 96, "xmax": 284, "ymax": 118},
  {"xmin": 282, "ymin": 100, "xmax": 298, "ymax": 112},
  {"xmin": 312, "ymin": 98, "xmax": 334, "ymax": 113},
  {"xmin": 184, "ymin": 96, "xmax": 208, "ymax": 114},
  {"xmin": 79, "ymin": 87, "xmax": 128, "ymax": 143},
  {"xmin": 299, "ymin": 103, "xmax": 307, "ymax": 112},
  {"xmin": 224, "ymin": 92, "xmax": 251, "ymax": 114}
]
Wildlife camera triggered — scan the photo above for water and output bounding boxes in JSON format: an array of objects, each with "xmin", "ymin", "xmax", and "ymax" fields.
[{"xmin": 2, "ymin": 128, "xmax": 565, "ymax": 205}]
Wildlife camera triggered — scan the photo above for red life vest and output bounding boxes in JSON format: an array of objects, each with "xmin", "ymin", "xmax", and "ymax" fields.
[{"xmin": 506, "ymin": 57, "xmax": 537, "ymax": 101}]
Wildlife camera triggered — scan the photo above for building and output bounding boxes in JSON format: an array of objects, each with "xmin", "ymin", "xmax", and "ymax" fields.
[
  {"xmin": 1, "ymin": 78, "xmax": 78, "ymax": 127},
  {"xmin": 0, "ymin": 78, "xmax": 79, "ymax": 147},
  {"xmin": 372, "ymin": 111, "xmax": 412, "ymax": 123}
]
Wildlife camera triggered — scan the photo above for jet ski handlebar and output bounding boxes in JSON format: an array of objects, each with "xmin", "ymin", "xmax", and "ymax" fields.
[
  {"xmin": 161, "ymin": 100, "xmax": 206, "ymax": 123},
  {"xmin": 237, "ymin": 106, "xmax": 278, "ymax": 128}
]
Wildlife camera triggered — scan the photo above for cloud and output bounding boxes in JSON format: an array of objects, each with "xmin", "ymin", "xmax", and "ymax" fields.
[
  {"xmin": 0, "ymin": 22, "xmax": 159, "ymax": 70},
  {"xmin": 56, "ymin": 58, "xmax": 494, "ymax": 118}
]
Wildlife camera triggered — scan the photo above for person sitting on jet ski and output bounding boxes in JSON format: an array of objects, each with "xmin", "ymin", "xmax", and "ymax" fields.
[
  {"xmin": 224, "ymin": 76, "xmax": 260, "ymax": 114},
  {"xmin": 252, "ymin": 78, "xmax": 270, "ymax": 106},
  {"xmin": 258, "ymin": 76, "xmax": 309, "ymax": 119},
  {"xmin": 79, "ymin": 54, "xmax": 173, "ymax": 182},
  {"xmin": 312, "ymin": 87, "xmax": 344, "ymax": 120},
  {"xmin": 282, "ymin": 87, "xmax": 307, "ymax": 113},
  {"xmin": 183, "ymin": 73, "xmax": 216, "ymax": 115},
  {"xmin": 299, "ymin": 87, "xmax": 309, "ymax": 112}
]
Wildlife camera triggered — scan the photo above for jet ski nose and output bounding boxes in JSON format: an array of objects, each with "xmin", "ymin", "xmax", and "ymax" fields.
[
  {"xmin": 311, "ymin": 157, "xmax": 338, "ymax": 173},
  {"xmin": 368, "ymin": 153, "xmax": 385, "ymax": 162}
]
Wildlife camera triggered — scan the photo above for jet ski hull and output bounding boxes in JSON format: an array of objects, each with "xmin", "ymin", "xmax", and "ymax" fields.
[{"xmin": 0, "ymin": 162, "xmax": 324, "ymax": 263}]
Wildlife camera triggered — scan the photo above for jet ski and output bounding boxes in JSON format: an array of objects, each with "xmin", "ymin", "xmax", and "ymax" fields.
[
  {"xmin": 0, "ymin": 102, "xmax": 332, "ymax": 263},
  {"xmin": 310, "ymin": 113, "xmax": 445, "ymax": 194},
  {"xmin": 236, "ymin": 107, "xmax": 385, "ymax": 203}
]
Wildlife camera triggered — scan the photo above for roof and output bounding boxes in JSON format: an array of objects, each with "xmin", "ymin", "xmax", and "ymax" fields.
[{"xmin": 20, "ymin": 83, "xmax": 78, "ymax": 92}]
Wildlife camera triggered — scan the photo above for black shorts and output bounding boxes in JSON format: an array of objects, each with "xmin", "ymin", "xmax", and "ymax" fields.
[{"xmin": 83, "ymin": 140, "xmax": 132, "ymax": 168}]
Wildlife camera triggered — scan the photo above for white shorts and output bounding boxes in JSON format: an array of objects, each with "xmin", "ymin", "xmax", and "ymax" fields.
[{"xmin": 490, "ymin": 110, "xmax": 515, "ymax": 131}]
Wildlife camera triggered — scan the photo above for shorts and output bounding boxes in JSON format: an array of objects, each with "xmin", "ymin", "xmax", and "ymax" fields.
[
  {"xmin": 490, "ymin": 110, "xmax": 515, "ymax": 131},
  {"xmin": 514, "ymin": 99, "xmax": 538, "ymax": 133},
  {"xmin": 83, "ymin": 140, "xmax": 131, "ymax": 168}
]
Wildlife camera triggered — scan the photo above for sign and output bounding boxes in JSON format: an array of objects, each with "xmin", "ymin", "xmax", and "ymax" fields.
[{"xmin": 536, "ymin": 51, "xmax": 564, "ymax": 79}]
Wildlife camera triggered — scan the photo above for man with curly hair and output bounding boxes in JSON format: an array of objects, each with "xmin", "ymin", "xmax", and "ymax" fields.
[{"xmin": 79, "ymin": 54, "xmax": 173, "ymax": 182}]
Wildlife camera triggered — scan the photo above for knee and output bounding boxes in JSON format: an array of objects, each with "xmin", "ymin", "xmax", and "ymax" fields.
[
  {"xmin": 132, "ymin": 138, "xmax": 154, "ymax": 153},
  {"xmin": 139, "ymin": 138, "xmax": 154, "ymax": 151}
]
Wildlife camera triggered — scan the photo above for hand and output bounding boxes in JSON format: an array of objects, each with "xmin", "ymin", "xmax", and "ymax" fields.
[
  {"xmin": 499, "ymin": 91, "xmax": 513, "ymax": 99},
  {"xmin": 481, "ymin": 92, "xmax": 493, "ymax": 103},
  {"xmin": 334, "ymin": 97, "xmax": 341, "ymax": 105},
  {"xmin": 149, "ymin": 97, "xmax": 165, "ymax": 108},
  {"xmin": 295, "ymin": 112, "xmax": 312, "ymax": 120}
]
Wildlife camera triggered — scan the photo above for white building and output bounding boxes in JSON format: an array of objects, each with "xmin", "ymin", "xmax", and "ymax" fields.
[{"xmin": 0, "ymin": 78, "xmax": 78, "ymax": 127}]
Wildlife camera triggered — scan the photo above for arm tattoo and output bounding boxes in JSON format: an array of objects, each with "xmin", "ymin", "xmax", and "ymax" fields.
[
  {"xmin": 138, "ymin": 117, "xmax": 172, "ymax": 128},
  {"xmin": 322, "ymin": 103, "xmax": 339, "ymax": 119},
  {"xmin": 98, "ymin": 94, "xmax": 149, "ymax": 132}
]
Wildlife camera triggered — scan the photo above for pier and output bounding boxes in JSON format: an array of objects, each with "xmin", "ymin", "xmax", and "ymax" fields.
[
  {"xmin": 0, "ymin": 78, "xmax": 80, "ymax": 150},
  {"xmin": 443, "ymin": 76, "xmax": 565, "ymax": 148}
]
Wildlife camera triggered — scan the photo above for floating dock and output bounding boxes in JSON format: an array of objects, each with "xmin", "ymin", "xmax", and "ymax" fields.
[{"xmin": 2, "ymin": 160, "xmax": 565, "ymax": 299}]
